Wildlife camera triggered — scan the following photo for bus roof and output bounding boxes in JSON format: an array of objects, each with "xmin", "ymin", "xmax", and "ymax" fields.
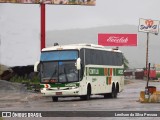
[{"xmin": 42, "ymin": 43, "xmax": 122, "ymax": 53}]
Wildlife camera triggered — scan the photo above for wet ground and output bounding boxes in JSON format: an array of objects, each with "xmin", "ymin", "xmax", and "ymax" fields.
[{"xmin": 0, "ymin": 79, "xmax": 160, "ymax": 120}]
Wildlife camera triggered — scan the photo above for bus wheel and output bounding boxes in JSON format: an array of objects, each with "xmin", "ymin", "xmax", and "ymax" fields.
[
  {"xmin": 111, "ymin": 85, "xmax": 117, "ymax": 98},
  {"xmin": 52, "ymin": 97, "xmax": 58, "ymax": 102},
  {"xmin": 107, "ymin": 85, "xmax": 117, "ymax": 98},
  {"xmin": 84, "ymin": 85, "xmax": 91, "ymax": 100}
]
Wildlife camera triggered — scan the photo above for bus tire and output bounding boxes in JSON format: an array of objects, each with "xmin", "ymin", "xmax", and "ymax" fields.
[
  {"xmin": 107, "ymin": 84, "xmax": 117, "ymax": 98},
  {"xmin": 111, "ymin": 85, "xmax": 117, "ymax": 98},
  {"xmin": 84, "ymin": 85, "xmax": 91, "ymax": 100},
  {"xmin": 52, "ymin": 97, "xmax": 58, "ymax": 102}
]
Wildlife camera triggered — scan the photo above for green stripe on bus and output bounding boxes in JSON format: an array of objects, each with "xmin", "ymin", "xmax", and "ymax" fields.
[
  {"xmin": 40, "ymin": 84, "xmax": 44, "ymax": 88},
  {"xmin": 106, "ymin": 77, "xmax": 108, "ymax": 85},
  {"xmin": 108, "ymin": 68, "xmax": 110, "ymax": 76},
  {"xmin": 115, "ymin": 68, "xmax": 124, "ymax": 76},
  {"xmin": 106, "ymin": 77, "xmax": 112, "ymax": 85},
  {"xmin": 88, "ymin": 67, "xmax": 123, "ymax": 76},
  {"xmin": 88, "ymin": 67, "xmax": 104, "ymax": 76},
  {"xmin": 113, "ymin": 68, "xmax": 116, "ymax": 76}
]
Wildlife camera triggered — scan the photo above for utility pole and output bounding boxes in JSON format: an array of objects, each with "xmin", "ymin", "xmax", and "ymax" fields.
[
  {"xmin": 146, "ymin": 32, "xmax": 149, "ymax": 70},
  {"xmin": 40, "ymin": 3, "xmax": 46, "ymax": 50}
]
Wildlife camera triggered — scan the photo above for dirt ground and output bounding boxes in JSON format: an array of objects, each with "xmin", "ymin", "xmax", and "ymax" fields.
[
  {"xmin": 0, "ymin": 80, "xmax": 42, "ymax": 109},
  {"xmin": 0, "ymin": 79, "xmax": 134, "ymax": 109},
  {"xmin": 0, "ymin": 79, "xmax": 160, "ymax": 120}
]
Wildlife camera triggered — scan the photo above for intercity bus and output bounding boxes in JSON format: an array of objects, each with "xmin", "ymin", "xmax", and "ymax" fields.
[{"xmin": 34, "ymin": 44, "xmax": 124, "ymax": 102}]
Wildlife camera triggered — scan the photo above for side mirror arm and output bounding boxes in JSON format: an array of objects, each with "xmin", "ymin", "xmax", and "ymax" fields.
[{"xmin": 34, "ymin": 61, "xmax": 40, "ymax": 72}]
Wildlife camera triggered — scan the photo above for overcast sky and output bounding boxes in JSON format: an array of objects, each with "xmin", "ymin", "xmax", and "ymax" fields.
[
  {"xmin": 1, "ymin": 0, "xmax": 160, "ymax": 30},
  {"xmin": 0, "ymin": 0, "xmax": 160, "ymax": 66},
  {"xmin": 45, "ymin": 0, "xmax": 160, "ymax": 30}
]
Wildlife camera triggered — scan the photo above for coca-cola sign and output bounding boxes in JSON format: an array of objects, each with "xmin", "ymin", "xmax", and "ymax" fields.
[{"xmin": 98, "ymin": 34, "xmax": 137, "ymax": 46}]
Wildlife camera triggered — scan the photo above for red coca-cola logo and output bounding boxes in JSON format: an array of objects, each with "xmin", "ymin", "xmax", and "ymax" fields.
[
  {"xmin": 98, "ymin": 34, "xmax": 137, "ymax": 46},
  {"xmin": 107, "ymin": 36, "xmax": 128, "ymax": 43}
]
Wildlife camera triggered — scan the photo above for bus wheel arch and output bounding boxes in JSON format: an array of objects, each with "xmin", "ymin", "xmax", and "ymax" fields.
[
  {"xmin": 80, "ymin": 83, "xmax": 92, "ymax": 100},
  {"xmin": 85, "ymin": 83, "xmax": 92, "ymax": 100}
]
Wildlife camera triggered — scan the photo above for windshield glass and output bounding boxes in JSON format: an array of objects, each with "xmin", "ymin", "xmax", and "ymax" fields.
[
  {"xmin": 40, "ymin": 50, "xmax": 78, "ymax": 61},
  {"xmin": 40, "ymin": 61, "xmax": 78, "ymax": 83},
  {"xmin": 40, "ymin": 50, "xmax": 79, "ymax": 83}
]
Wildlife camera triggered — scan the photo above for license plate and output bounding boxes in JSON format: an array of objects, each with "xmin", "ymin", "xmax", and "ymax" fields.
[{"xmin": 56, "ymin": 92, "xmax": 62, "ymax": 95}]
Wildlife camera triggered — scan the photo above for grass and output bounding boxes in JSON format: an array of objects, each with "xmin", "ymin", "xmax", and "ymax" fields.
[
  {"xmin": 156, "ymin": 73, "xmax": 160, "ymax": 78},
  {"xmin": 10, "ymin": 74, "xmax": 40, "ymax": 90},
  {"xmin": 0, "ymin": 117, "xmax": 3, "ymax": 120},
  {"xmin": 0, "ymin": 64, "xmax": 40, "ymax": 91},
  {"xmin": 10, "ymin": 74, "xmax": 40, "ymax": 84}
]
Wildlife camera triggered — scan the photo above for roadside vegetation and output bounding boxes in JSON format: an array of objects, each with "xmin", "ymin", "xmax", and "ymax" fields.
[
  {"xmin": 0, "ymin": 117, "xmax": 3, "ymax": 120},
  {"xmin": 156, "ymin": 73, "xmax": 160, "ymax": 79},
  {"xmin": 10, "ymin": 74, "xmax": 40, "ymax": 91},
  {"xmin": 10, "ymin": 74, "xmax": 39, "ymax": 84},
  {"xmin": 0, "ymin": 64, "xmax": 40, "ymax": 91}
]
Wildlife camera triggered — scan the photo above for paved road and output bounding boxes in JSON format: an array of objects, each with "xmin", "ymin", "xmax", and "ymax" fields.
[{"xmin": 1, "ymin": 79, "xmax": 160, "ymax": 120}]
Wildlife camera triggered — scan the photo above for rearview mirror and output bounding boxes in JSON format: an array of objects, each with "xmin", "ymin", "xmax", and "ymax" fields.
[
  {"xmin": 34, "ymin": 61, "xmax": 40, "ymax": 72},
  {"xmin": 76, "ymin": 58, "xmax": 81, "ymax": 70}
]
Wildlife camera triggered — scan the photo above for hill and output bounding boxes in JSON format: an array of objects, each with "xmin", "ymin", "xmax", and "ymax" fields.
[{"xmin": 46, "ymin": 25, "xmax": 160, "ymax": 68}]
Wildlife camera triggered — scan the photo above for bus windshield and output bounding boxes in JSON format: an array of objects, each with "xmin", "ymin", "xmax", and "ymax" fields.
[
  {"xmin": 40, "ymin": 50, "xmax": 79, "ymax": 83},
  {"xmin": 40, "ymin": 50, "xmax": 78, "ymax": 61}
]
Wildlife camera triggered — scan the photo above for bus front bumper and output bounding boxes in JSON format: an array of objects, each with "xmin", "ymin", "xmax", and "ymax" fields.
[{"xmin": 40, "ymin": 88, "xmax": 81, "ymax": 97}]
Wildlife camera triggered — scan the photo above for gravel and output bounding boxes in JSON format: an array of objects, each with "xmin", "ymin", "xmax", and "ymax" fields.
[
  {"xmin": 0, "ymin": 80, "xmax": 42, "ymax": 109},
  {"xmin": 0, "ymin": 80, "xmax": 27, "ymax": 93}
]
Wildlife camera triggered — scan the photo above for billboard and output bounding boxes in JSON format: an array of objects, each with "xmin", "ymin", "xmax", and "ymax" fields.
[
  {"xmin": 0, "ymin": 0, "xmax": 96, "ymax": 5},
  {"xmin": 98, "ymin": 34, "xmax": 137, "ymax": 46},
  {"xmin": 139, "ymin": 18, "xmax": 159, "ymax": 34}
]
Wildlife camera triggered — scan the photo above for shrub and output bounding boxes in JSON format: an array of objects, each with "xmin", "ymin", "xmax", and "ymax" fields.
[{"xmin": 156, "ymin": 73, "xmax": 160, "ymax": 78}]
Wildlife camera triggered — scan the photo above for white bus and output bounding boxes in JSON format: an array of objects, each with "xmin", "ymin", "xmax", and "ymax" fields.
[{"xmin": 34, "ymin": 44, "xmax": 124, "ymax": 102}]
